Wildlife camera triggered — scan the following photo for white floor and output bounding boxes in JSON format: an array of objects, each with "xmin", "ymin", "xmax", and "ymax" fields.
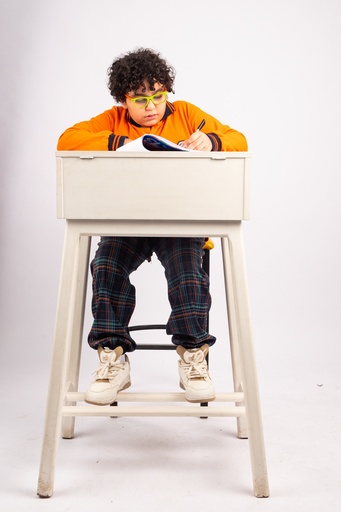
[{"xmin": 1, "ymin": 341, "xmax": 340, "ymax": 512}]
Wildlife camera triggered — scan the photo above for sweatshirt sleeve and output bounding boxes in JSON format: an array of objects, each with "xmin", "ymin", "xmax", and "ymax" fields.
[
  {"xmin": 206, "ymin": 129, "xmax": 247, "ymax": 151},
  {"xmin": 57, "ymin": 109, "xmax": 126, "ymax": 150}
]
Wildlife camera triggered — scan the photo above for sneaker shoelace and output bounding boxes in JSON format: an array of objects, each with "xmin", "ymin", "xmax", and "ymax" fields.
[
  {"xmin": 182, "ymin": 351, "xmax": 209, "ymax": 381},
  {"xmin": 95, "ymin": 354, "xmax": 126, "ymax": 380}
]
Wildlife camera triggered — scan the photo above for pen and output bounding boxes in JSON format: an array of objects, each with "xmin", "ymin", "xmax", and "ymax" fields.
[
  {"xmin": 178, "ymin": 119, "xmax": 206, "ymax": 146},
  {"xmin": 196, "ymin": 119, "xmax": 206, "ymax": 131}
]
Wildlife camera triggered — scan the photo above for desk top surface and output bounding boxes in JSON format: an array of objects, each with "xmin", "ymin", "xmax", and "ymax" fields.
[{"xmin": 56, "ymin": 151, "xmax": 251, "ymax": 160}]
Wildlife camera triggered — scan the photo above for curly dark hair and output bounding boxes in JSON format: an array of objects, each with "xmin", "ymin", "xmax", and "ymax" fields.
[{"xmin": 107, "ymin": 48, "xmax": 176, "ymax": 103}]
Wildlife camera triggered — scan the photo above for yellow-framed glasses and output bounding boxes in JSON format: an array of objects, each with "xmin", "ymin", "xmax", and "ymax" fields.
[{"xmin": 125, "ymin": 90, "xmax": 168, "ymax": 109}]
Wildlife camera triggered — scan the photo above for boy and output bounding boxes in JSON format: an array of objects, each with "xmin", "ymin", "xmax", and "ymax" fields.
[{"xmin": 57, "ymin": 47, "xmax": 247, "ymax": 406}]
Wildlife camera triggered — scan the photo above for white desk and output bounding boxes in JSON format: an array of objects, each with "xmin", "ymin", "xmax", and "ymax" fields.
[{"xmin": 38, "ymin": 151, "xmax": 269, "ymax": 498}]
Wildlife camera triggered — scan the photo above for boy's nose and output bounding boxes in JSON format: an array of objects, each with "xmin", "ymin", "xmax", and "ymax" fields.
[{"xmin": 145, "ymin": 99, "xmax": 156, "ymax": 110}]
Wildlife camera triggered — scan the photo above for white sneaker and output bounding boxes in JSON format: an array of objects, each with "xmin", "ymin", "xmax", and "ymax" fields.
[
  {"xmin": 176, "ymin": 344, "xmax": 215, "ymax": 403},
  {"xmin": 84, "ymin": 347, "xmax": 131, "ymax": 405}
]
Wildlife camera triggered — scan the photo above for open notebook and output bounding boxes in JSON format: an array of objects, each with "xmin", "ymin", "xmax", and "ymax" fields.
[{"xmin": 116, "ymin": 134, "xmax": 190, "ymax": 152}]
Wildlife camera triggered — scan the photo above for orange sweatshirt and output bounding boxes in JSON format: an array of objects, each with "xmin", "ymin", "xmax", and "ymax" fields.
[{"xmin": 57, "ymin": 101, "xmax": 247, "ymax": 152}]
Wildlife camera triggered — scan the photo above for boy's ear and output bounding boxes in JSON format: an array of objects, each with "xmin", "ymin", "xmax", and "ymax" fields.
[{"xmin": 121, "ymin": 100, "xmax": 128, "ymax": 109}]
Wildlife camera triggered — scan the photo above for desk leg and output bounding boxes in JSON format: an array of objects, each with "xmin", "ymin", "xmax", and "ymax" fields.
[
  {"xmin": 221, "ymin": 237, "xmax": 248, "ymax": 439},
  {"xmin": 62, "ymin": 235, "xmax": 91, "ymax": 439},
  {"xmin": 37, "ymin": 221, "xmax": 82, "ymax": 498},
  {"xmin": 221, "ymin": 224, "xmax": 269, "ymax": 498}
]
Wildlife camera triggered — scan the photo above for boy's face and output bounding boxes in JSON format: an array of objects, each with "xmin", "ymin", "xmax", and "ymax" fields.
[{"xmin": 122, "ymin": 81, "xmax": 167, "ymax": 127}]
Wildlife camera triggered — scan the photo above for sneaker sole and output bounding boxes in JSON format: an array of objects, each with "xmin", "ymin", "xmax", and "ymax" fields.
[
  {"xmin": 84, "ymin": 380, "xmax": 131, "ymax": 406},
  {"xmin": 179, "ymin": 382, "xmax": 216, "ymax": 403}
]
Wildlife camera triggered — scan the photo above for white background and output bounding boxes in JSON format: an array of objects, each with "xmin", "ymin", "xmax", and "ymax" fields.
[{"xmin": 0, "ymin": 0, "xmax": 340, "ymax": 510}]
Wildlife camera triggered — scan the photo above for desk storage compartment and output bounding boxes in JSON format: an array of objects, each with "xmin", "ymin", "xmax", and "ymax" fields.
[{"xmin": 56, "ymin": 152, "xmax": 250, "ymax": 221}]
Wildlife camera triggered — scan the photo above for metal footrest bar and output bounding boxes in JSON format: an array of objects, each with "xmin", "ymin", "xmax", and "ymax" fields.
[
  {"xmin": 129, "ymin": 324, "xmax": 167, "ymax": 332},
  {"xmin": 135, "ymin": 344, "xmax": 176, "ymax": 350},
  {"xmin": 128, "ymin": 324, "xmax": 176, "ymax": 350}
]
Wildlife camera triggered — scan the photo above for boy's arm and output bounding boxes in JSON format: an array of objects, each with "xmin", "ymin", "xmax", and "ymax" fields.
[
  {"xmin": 175, "ymin": 102, "xmax": 248, "ymax": 152},
  {"xmin": 57, "ymin": 109, "xmax": 127, "ymax": 151},
  {"xmin": 194, "ymin": 116, "xmax": 248, "ymax": 152}
]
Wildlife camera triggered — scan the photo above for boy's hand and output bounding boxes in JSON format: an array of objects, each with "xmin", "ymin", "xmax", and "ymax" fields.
[{"xmin": 181, "ymin": 132, "xmax": 212, "ymax": 151}]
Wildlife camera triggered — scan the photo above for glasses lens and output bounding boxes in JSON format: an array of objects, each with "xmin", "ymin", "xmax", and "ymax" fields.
[
  {"xmin": 151, "ymin": 92, "xmax": 166, "ymax": 104},
  {"xmin": 133, "ymin": 97, "xmax": 148, "ymax": 108}
]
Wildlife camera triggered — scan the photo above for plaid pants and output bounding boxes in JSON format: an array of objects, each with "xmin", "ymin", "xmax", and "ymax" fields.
[{"xmin": 88, "ymin": 236, "xmax": 216, "ymax": 352}]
